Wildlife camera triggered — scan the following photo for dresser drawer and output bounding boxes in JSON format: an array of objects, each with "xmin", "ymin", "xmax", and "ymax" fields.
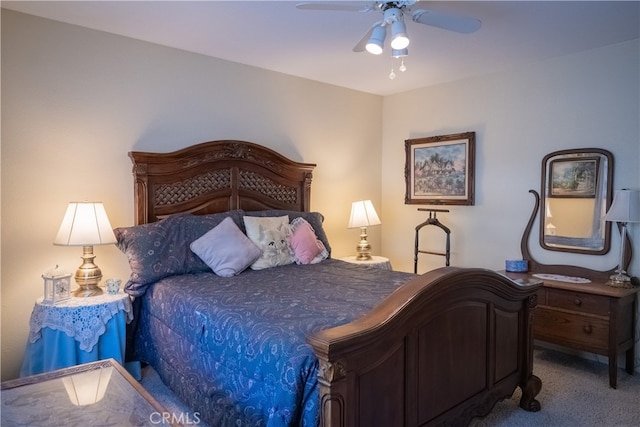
[
  {"xmin": 546, "ymin": 288, "xmax": 609, "ymax": 316},
  {"xmin": 534, "ymin": 307, "xmax": 609, "ymax": 353}
]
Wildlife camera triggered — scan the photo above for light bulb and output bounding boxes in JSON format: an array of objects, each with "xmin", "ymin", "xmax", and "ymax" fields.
[
  {"xmin": 366, "ymin": 25, "xmax": 386, "ymax": 55},
  {"xmin": 366, "ymin": 43, "xmax": 383, "ymax": 55},
  {"xmin": 390, "ymin": 20, "xmax": 409, "ymax": 50},
  {"xmin": 391, "ymin": 34, "xmax": 409, "ymax": 50},
  {"xmin": 399, "ymin": 60, "xmax": 407, "ymax": 72},
  {"xmin": 389, "ymin": 68, "xmax": 396, "ymax": 80}
]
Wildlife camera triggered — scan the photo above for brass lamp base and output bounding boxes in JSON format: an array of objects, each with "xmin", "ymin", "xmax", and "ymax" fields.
[
  {"xmin": 73, "ymin": 246, "xmax": 104, "ymax": 297},
  {"xmin": 73, "ymin": 284, "xmax": 103, "ymax": 297},
  {"xmin": 355, "ymin": 227, "xmax": 373, "ymax": 261},
  {"xmin": 607, "ymin": 271, "xmax": 634, "ymax": 289}
]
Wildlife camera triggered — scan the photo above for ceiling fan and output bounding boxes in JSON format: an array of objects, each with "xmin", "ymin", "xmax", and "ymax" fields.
[{"xmin": 296, "ymin": 1, "xmax": 481, "ymax": 57}]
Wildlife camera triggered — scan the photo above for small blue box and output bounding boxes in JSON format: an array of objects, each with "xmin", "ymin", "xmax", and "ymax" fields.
[{"xmin": 505, "ymin": 259, "xmax": 528, "ymax": 272}]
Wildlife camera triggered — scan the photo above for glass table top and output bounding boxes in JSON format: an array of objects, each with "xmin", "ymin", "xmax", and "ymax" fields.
[{"xmin": 2, "ymin": 359, "xmax": 177, "ymax": 426}]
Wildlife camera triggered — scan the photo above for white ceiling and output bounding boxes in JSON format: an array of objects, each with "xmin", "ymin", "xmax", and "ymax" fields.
[{"xmin": 3, "ymin": 1, "xmax": 639, "ymax": 96}]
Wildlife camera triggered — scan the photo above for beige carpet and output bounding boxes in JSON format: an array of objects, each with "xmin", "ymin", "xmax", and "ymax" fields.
[
  {"xmin": 471, "ymin": 347, "xmax": 640, "ymax": 426},
  {"xmin": 141, "ymin": 347, "xmax": 640, "ymax": 426}
]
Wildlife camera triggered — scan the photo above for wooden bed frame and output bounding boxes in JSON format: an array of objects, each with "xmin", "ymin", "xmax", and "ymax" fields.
[{"xmin": 129, "ymin": 140, "xmax": 542, "ymax": 426}]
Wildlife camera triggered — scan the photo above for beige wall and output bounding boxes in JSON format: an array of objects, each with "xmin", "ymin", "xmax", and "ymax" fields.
[
  {"xmin": 381, "ymin": 39, "xmax": 640, "ymax": 365},
  {"xmin": 1, "ymin": 10, "xmax": 383, "ymax": 380},
  {"xmin": 545, "ymin": 198, "xmax": 597, "ymax": 239},
  {"xmin": 381, "ymin": 39, "xmax": 639, "ymax": 273},
  {"xmin": 2, "ymin": 10, "xmax": 639, "ymax": 380}
]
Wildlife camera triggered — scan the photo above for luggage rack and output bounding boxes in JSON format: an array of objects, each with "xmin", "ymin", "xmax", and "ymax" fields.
[{"xmin": 414, "ymin": 208, "xmax": 451, "ymax": 274}]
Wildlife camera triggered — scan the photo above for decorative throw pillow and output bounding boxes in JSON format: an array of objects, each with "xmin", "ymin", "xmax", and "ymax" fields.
[
  {"xmin": 190, "ymin": 217, "xmax": 261, "ymax": 277},
  {"xmin": 243, "ymin": 210, "xmax": 332, "ymax": 257},
  {"xmin": 114, "ymin": 211, "xmax": 245, "ymax": 296},
  {"xmin": 288, "ymin": 217, "xmax": 329, "ymax": 264},
  {"xmin": 114, "ymin": 214, "xmax": 198, "ymax": 296},
  {"xmin": 243, "ymin": 215, "xmax": 294, "ymax": 270}
]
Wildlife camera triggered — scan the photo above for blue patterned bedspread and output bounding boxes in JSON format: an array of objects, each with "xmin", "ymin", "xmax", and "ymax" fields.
[{"xmin": 134, "ymin": 259, "xmax": 413, "ymax": 426}]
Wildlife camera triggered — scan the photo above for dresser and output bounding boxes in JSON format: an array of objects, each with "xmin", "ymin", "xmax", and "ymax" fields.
[{"xmin": 505, "ymin": 272, "xmax": 638, "ymax": 388}]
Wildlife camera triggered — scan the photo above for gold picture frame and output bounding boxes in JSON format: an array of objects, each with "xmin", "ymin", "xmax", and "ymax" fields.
[{"xmin": 405, "ymin": 132, "xmax": 475, "ymax": 206}]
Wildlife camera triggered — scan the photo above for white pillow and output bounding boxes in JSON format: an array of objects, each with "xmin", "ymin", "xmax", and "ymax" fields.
[
  {"xmin": 190, "ymin": 217, "xmax": 261, "ymax": 277},
  {"xmin": 243, "ymin": 215, "xmax": 294, "ymax": 270}
]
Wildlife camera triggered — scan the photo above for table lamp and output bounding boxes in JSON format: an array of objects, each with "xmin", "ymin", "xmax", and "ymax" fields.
[
  {"xmin": 348, "ymin": 200, "xmax": 381, "ymax": 260},
  {"xmin": 54, "ymin": 202, "xmax": 117, "ymax": 297},
  {"xmin": 603, "ymin": 189, "xmax": 640, "ymax": 287}
]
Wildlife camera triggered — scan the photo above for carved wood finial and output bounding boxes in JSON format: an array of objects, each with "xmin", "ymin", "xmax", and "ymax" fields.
[
  {"xmin": 318, "ymin": 360, "xmax": 346, "ymax": 384},
  {"xmin": 132, "ymin": 163, "xmax": 148, "ymax": 175}
]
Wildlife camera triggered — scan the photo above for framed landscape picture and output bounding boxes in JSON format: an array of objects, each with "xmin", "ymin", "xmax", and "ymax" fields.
[
  {"xmin": 548, "ymin": 157, "xmax": 599, "ymax": 198},
  {"xmin": 405, "ymin": 132, "xmax": 475, "ymax": 206}
]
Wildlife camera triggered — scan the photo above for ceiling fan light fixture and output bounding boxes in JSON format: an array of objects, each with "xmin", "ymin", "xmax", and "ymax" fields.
[
  {"xmin": 390, "ymin": 20, "xmax": 409, "ymax": 49},
  {"xmin": 365, "ymin": 25, "xmax": 386, "ymax": 55},
  {"xmin": 298, "ymin": 0, "xmax": 482, "ymax": 71}
]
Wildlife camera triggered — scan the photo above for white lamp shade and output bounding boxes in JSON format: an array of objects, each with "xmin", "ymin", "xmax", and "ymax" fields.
[
  {"xmin": 604, "ymin": 189, "xmax": 640, "ymax": 223},
  {"xmin": 54, "ymin": 202, "xmax": 117, "ymax": 246},
  {"xmin": 62, "ymin": 366, "xmax": 113, "ymax": 406},
  {"xmin": 348, "ymin": 200, "xmax": 381, "ymax": 228}
]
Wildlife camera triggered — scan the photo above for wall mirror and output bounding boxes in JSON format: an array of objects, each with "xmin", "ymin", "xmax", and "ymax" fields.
[{"xmin": 539, "ymin": 148, "xmax": 613, "ymax": 255}]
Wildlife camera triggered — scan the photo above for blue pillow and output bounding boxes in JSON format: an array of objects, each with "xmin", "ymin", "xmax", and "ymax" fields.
[{"xmin": 114, "ymin": 211, "xmax": 244, "ymax": 296}]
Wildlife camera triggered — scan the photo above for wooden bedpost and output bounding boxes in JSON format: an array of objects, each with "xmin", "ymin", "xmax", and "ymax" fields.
[
  {"xmin": 131, "ymin": 161, "xmax": 149, "ymax": 225},
  {"xmin": 519, "ymin": 293, "xmax": 542, "ymax": 412},
  {"xmin": 317, "ymin": 360, "xmax": 347, "ymax": 427}
]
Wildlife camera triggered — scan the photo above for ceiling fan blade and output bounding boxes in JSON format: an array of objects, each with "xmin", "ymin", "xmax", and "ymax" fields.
[
  {"xmin": 411, "ymin": 9, "xmax": 481, "ymax": 34},
  {"xmin": 296, "ymin": 2, "xmax": 376, "ymax": 12},
  {"xmin": 352, "ymin": 21, "xmax": 384, "ymax": 52}
]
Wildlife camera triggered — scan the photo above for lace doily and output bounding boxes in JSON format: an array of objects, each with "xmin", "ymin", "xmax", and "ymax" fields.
[
  {"xmin": 28, "ymin": 292, "xmax": 133, "ymax": 352},
  {"xmin": 532, "ymin": 273, "xmax": 591, "ymax": 284}
]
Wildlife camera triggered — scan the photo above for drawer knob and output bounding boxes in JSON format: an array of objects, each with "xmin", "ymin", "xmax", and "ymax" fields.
[
  {"xmin": 574, "ymin": 298, "xmax": 582, "ymax": 306},
  {"xmin": 583, "ymin": 324, "xmax": 593, "ymax": 334}
]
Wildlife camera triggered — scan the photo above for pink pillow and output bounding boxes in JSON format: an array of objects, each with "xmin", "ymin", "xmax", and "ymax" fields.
[{"xmin": 288, "ymin": 217, "xmax": 327, "ymax": 264}]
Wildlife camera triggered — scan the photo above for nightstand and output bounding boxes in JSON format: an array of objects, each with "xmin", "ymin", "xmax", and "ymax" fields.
[
  {"xmin": 20, "ymin": 292, "xmax": 133, "ymax": 377},
  {"xmin": 339, "ymin": 255, "xmax": 392, "ymax": 270}
]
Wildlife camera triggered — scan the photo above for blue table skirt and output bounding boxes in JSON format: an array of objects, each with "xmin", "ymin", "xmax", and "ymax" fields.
[{"xmin": 20, "ymin": 313, "xmax": 127, "ymax": 377}]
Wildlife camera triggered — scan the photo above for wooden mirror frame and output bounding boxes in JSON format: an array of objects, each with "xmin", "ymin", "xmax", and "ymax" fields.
[{"xmin": 539, "ymin": 148, "xmax": 613, "ymax": 255}]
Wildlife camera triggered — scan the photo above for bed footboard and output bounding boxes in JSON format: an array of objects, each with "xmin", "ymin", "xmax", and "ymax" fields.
[{"xmin": 308, "ymin": 267, "xmax": 542, "ymax": 426}]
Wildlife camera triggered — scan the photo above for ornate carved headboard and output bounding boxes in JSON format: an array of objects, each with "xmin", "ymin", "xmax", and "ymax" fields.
[{"xmin": 129, "ymin": 140, "xmax": 316, "ymax": 225}]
